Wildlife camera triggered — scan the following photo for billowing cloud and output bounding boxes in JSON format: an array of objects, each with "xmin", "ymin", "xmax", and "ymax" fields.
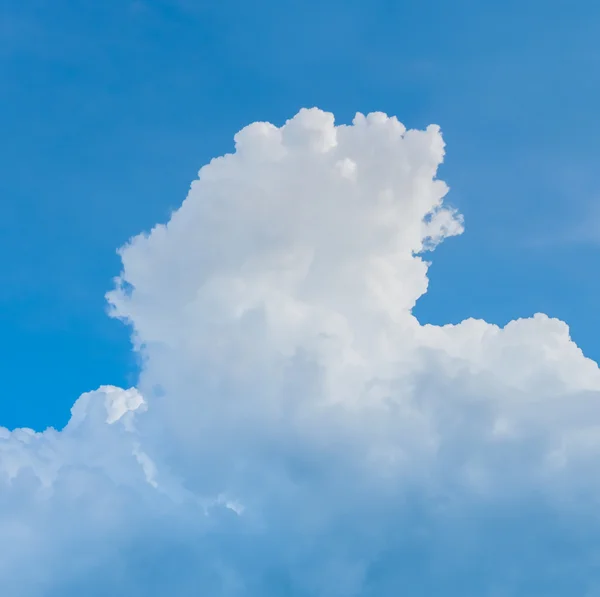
[{"xmin": 2, "ymin": 109, "xmax": 600, "ymax": 595}]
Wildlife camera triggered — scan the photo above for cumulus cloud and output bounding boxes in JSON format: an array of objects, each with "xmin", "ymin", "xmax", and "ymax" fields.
[{"xmin": 2, "ymin": 108, "xmax": 600, "ymax": 595}]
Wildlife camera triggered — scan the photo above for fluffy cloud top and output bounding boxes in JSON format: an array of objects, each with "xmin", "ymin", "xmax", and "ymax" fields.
[{"xmin": 2, "ymin": 109, "xmax": 600, "ymax": 596}]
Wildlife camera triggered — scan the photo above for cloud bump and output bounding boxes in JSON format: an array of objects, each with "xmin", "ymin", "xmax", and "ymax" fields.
[{"xmin": 2, "ymin": 109, "xmax": 600, "ymax": 595}]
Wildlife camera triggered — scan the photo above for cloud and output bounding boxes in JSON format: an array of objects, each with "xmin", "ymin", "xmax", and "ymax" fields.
[{"xmin": 2, "ymin": 108, "xmax": 600, "ymax": 595}]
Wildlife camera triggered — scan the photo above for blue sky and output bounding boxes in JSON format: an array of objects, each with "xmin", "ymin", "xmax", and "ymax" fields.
[
  {"xmin": 4, "ymin": 2, "xmax": 600, "ymax": 594},
  {"xmin": 2, "ymin": 0, "xmax": 600, "ymax": 429}
]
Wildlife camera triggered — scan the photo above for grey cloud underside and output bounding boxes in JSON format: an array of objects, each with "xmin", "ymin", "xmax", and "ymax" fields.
[{"xmin": 2, "ymin": 109, "xmax": 600, "ymax": 596}]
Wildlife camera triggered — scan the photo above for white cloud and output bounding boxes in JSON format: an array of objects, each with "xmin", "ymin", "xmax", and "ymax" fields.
[{"xmin": 2, "ymin": 108, "xmax": 600, "ymax": 595}]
